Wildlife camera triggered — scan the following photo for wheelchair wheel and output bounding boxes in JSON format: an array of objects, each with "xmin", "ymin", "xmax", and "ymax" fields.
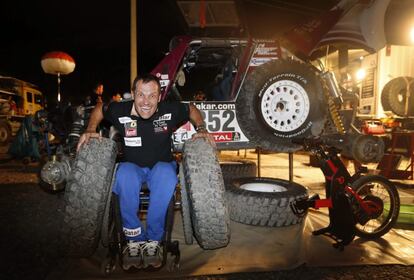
[
  {"xmin": 100, "ymin": 255, "xmax": 117, "ymax": 276},
  {"xmin": 351, "ymin": 175, "xmax": 400, "ymax": 239},
  {"xmin": 100, "ymin": 193, "xmax": 123, "ymax": 276},
  {"xmin": 179, "ymin": 163, "xmax": 194, "ymax": 245}
]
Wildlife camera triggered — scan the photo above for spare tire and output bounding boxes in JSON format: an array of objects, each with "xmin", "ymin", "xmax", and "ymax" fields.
[
  {"xmin": 381, "ymin": 77, "xmax": 414, "ymax": 116},
  {"xmin": 61, "ymin": 138, "xmax": 117, "ymax": 257},
  {"xmin": 236, "ymin": 59, "xmax": 327, "ymax": 152},
  {"xmin": 220, "ymin": 160, "xmax": 256, "ymax": 184},
  {"xmin": 350, "ymin": 134, "xmax": 384, "ymax": 164},
  {"xmin": 226, "ymin": 177, "xmax": 308, "ymax": 227},
  {"xmin": 380, "ymin": 81, "xmax": 393, "ymax": 112},
  {"xmin": 182, "ymin": 138, "xmax": 230, "ymax": 249}
]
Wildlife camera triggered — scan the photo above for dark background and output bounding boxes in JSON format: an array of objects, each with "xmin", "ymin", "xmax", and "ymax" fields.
[{"xmin": 0, "ymin": 0, "xmax": 413, "ymax": 106}]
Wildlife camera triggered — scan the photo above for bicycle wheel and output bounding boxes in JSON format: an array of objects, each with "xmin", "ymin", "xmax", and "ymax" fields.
[{"xmin": 351, "ymin": 175, "xmax": 400, "ymax": 239}]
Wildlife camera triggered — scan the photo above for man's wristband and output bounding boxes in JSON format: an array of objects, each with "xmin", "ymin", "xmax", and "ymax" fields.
[{"xmin": 195, "ymin": 124, "xmax": 207, "ymax": 132}]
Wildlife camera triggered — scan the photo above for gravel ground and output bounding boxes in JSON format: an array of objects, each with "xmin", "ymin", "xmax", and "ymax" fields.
[
  {"xmin": 167, "ymin": 265, "xmax": 414, "ymax": 280},
  {"xmin": 1, "ymin": 153, "xmax": 414, "ymax": 280},
  {"xmin": 0, "ymin": 182, "xmax": 65, "ymax": 280}
]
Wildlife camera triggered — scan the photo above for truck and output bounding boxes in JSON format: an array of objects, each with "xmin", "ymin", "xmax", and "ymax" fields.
[
  {"xmin": 0, "ymin": 76, "xmax": 44, "ymax": 145},
  {"xmin": 41, "ymin": 35, "xmax": 386, "ymax": 192}
]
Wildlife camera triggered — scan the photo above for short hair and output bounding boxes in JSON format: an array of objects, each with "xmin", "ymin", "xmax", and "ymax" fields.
[
  {"xmin": 132, "ymin": 74, "xmax": 161, "ymax": 93},
  {"xmin": 94, "ymin": 82, "xmax": 103, "ymax": 90}
]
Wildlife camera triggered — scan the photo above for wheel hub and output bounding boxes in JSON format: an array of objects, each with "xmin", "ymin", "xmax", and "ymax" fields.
[
  {"xmin": 260, "ymin": 80, "xmax": 310, "ymax": 132},
  {"xmin": 363, "ymin": 195, "xmax": 384, "ymax": 219},
  {"xmin": 398, "ymin": 92, "xmax": 404, "ymax": 103}
]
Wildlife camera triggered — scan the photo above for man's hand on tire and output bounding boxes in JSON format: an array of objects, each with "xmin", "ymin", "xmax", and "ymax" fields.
[
  {"xmin": 191, "ymin": 130, "xmax": 216, "ymax": 148},
  {"xmin": 77, "ymin": 132, "xmax": 101, "ymax": 152}
]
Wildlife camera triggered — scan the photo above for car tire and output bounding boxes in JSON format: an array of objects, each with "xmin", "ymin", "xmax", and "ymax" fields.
[
  {"xmin": 220, "ymin": 160, "xmax": 256, "ymax": 184},
  {"xmin": 381, "ymin": 77, "xmax": 414, "ymax": 116},
  {"xmin": 182, "ymin": 138, "xmax": 230, "ymax": 249},
  {"xmin": 380, "ymin": 81, "xmax": 393, "ymax": 112},
  {"xmin": 226, "ymin": 177, "xmax": 308, "ymax": 227},
  {"xmin": 0, "ymin": 121, "xmax": 11, "ymax": 146},
  {"xmin": 236, "ymin": 59, "xmax": 327, "ymax": 152},
  {"xmin": 61, "ymin": 138, "xmax": 117, "ymax": 257}
]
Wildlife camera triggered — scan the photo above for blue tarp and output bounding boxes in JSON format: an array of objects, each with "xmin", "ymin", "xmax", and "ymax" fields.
[{"xmin": 8, "ymin": 116, "xmax": 41, "ymax": 160}]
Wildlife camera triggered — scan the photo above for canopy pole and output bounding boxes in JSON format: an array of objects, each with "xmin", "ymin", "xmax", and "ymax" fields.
[{"xmin": 57, "ymin": 72, "xmax": 61, "ymax": 102}]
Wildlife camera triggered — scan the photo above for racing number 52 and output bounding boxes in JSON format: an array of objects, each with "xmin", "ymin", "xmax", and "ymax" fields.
[{"xmin": 199, "ymin": 110, "xmax": 235, "ymax": 132}]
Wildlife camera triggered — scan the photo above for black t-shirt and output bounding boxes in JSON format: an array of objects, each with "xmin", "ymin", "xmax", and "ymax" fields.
[{"xmin": 103, "ymin": 100, "xmax": 190, "ymax": 168}]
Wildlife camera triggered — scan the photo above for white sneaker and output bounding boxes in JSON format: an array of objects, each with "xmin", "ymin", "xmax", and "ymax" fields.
[
  {"xmin": 142, "ymin": 240, "xmax": 163, "ymax": 268},
  {"xmin": 121, "ymin": 240, "xmax": 145, "ymax": 270}
]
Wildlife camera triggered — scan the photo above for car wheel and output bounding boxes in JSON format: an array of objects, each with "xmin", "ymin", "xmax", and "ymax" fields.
[
  {"xmin": 61, "ymin": 138, "xmax": 117, "ymax": 257},
  {"xmin": 236, "ymin": 59, "xmax": 327, "ymax": 152},
  {"xmin": 0, "ymin": 121, "xmax": 11, "ymax": 146},
  {"xmin": 182, "ymin": 138, "xmax": 230, "ymax": 249},
  {"xmin": 381, "ymin": 77, "xmax": 414, "ymax": 116}
]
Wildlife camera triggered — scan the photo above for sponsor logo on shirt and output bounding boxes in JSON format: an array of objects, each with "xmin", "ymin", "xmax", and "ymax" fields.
[
  {"xmin": 157, "ymin": 113, "xmax": 171, "ymax": 121},
  {"xmin": 124, "ymin": 137, "xmax": 142, "ymax": 147},
  {"xmin": 118, "ymin": 116, "xmax": 133, "ymax": 124},
  {"xmin": 124, "ymin": 120, "xmax": 137, "ymax": 137},
  {"xmin": 153, "ymin": 118, "xmax": 168, "ymax": 133}
]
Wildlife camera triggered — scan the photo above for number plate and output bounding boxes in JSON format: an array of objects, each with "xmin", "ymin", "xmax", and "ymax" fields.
[{"xmin": 172, "ymin": 101, "xmax": 249, "ymax": 145}]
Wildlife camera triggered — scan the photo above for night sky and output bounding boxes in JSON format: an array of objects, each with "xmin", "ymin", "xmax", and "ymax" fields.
[
  {"xmin": 0, "ymin": 0, "xmax": 184, "ymax": 105},
  {"xmin": 1, "ymin": 0, "xmax": 413, "ymax": 106}
]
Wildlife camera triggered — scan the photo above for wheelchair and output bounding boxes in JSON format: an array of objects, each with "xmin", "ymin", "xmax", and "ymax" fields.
[
  {"xmin": 61, "ymin": 138, "xmax": 230, "ymax": 275},
  {"xmin": 99, "ymin": 165, "xmax": 181, "ymax": 276}
]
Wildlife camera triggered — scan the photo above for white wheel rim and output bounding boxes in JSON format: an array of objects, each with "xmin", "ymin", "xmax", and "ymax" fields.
[
  {"xmin": 221, "ymin": 161, "xmax": 243, "ymax": 165},
  {"xmin": 260, "ymin": 80, "xmax": 310, "ymax": 132},
  {"xmin": 240, "ymin": 182, "xmax": 287, "ymax": 192}
]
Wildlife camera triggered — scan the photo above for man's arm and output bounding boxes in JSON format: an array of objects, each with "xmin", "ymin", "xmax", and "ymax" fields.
[
  {"xmin": 188, "ymin": 103, "xmax": 205, "ymax": 129},
  {"xmin": 188, "ymin": 103, "xmax": 215, "ymax": 146},
  {"xmin": 76, "ymin": 102, "xmax": 104, "ymax": 151}
]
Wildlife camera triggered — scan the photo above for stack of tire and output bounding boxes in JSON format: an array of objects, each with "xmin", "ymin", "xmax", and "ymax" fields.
[
  {"xmin": 219, "ymin": 159, "xmax": 308, "ymax": 228},
  {"xmin": 225, "ymin": 176, "xmax": 308, "ymax": 228}
]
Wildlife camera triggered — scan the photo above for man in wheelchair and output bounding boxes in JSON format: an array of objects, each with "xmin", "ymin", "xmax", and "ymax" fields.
[{"xmin": 77, "ymin": 74, "xmax": 213, "ymax": 269}]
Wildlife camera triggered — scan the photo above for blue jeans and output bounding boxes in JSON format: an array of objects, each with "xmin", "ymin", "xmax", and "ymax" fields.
[{"xmin": 112, "ymin": 161, "xmax": 177, "ymax": 241}]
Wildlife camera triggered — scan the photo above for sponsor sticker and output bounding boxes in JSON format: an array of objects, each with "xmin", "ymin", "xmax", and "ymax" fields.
[
  {"xmin": 153, "ymin": 119, "xmax": 168, "ymax": 133},
  {"xmin": 124, "ymin": 137, "xmax": 142, "ymax": 147},
  {"xmin": 158, "ymin": 113, "xmax": 171, "ymax": 121},
  {"xmin": 123, "ymin": 227, "xmax": 141, "ymax": 237},
  {"xmin": 118, "ymin": 116, "xmax": 133, "ymax": 124},
  {"xmin": 154, "ymin": 126, "xmax": 168, "ymax": 133},
  {"xmin": 172, "ymin": 102, "xmax": 249, "ymax": 144},
  {"xmin": 160, "ymin": 79, "xmax": 170, "ymax": 87},
  {"xmin": 124, "ymin": 120, "xmax": 137, "ymax": 136},
  {"xmin": 249, "ymin": 57, "xmax": 276, "ymax": 67},
  {"xmin": 213, "ymin": 132, "xmax": 232, "ymax": 142}
]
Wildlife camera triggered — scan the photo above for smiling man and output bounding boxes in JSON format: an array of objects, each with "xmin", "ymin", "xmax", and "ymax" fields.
[{"xmin": 77, "ymin": 73, "xmax": 213, "ymax": 270}]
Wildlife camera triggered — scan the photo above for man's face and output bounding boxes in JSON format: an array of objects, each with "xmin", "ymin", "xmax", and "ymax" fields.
[
  {"xmin": 96, "ymin": 85, "xmax": 104, "ymax": 95},
  {"xmin": 133, "ymin": 80, "xmax": 161, "ymax": 119}
]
